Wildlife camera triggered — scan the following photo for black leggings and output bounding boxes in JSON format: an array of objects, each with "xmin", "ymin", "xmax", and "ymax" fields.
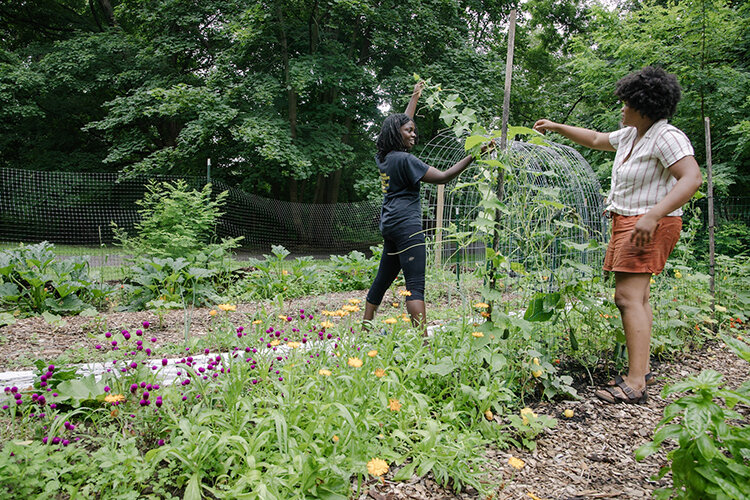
[{"xmin": 366, "ymin": 227, "xmax": 426, "ymax": 305}]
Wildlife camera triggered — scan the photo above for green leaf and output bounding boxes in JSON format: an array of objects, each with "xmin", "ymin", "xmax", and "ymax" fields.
[
  {"xmin": 695, "ymin": 434, "xmax": 718, "ymax": 460},
  {"xmin": 464, "ymin": 135, "xmax": 486, "ymax": 151},
  {"xmin": 684, "ymin": 405, "xmax": 711, "ymax": 436},
  {"xmin": 393, "ymin": 461, "xmax": 417, "ymax": 481},
  {"xmin": 424, "ymin": 358, "xmax": 455, "ymax": 376},
  {"xmin": 635, "ymin": 441, "xmax": 659, "ymax": 460},
  {"xmin": 184, "ymin": 473, "xmax": 202, "ymax": 500}
]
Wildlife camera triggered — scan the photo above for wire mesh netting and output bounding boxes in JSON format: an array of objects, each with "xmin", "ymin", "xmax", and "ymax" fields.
[
  {"xmin": 419, "ymin": 131, "xmax": 608, "ymax": 274},
  {"xmin": 0, "ymin": 167, "xmax": 382, "ymax": 257}
]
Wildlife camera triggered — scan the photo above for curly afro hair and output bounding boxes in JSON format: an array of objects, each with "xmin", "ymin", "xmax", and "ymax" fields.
[
  {"xmin": 376, "ymin": 113, "xmax": 415, "ymax": 162},
  {"xmin": 615, "ymin": 66, "xmax": 682, "ymax": 121}
]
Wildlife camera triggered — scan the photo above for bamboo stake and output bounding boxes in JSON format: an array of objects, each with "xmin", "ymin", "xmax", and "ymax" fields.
[
  {"xmin": 488, "ymin": 9, "xmax": 516, "ymax": 316},
  {"xmin": 704, "ymin": 117, "xmax": 715, "ymax": 311},
  {"xmin": 435, "ymin": 184, "xmax": 445, "ymax": 268}
]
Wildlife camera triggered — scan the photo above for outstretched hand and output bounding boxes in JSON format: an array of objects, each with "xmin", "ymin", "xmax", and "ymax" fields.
[{"xmin": 532, "ymin": 119, "xmax": 557, "ymax": 134}]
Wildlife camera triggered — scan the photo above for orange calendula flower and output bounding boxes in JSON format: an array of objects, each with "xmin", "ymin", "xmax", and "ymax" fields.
[
  {"xmin": 520, "ymin": 407, "xmax": 537, "ymax": 425},
  {"xmin": 318, "ymin": 369, "xmax": 332, "ymax": 376},
  {"xmin": 348, "ymin": 357, "xmax": 363, "ymax": 368},
  {"xmin": 384, "ymin": 317, "xmax": 397, "ymax": 325},
  {"xmin": 474, "ymin": 302, "xmax": 489, "ymax": 309},
  {"xmin": 347, "ymin": 298, "xmax": 361, "ymax": 305},
  {"xmin": 105, "ymin": 394, "xmax": 125, "ymax": 403},
  {"xmin": 366, "ymin": 458, "xmax": 389, "ymax": 477},
  {"xmin": 282, "ymin": 269, "xmax": 289, "ymax": 276},
  {"xmin": 484, "ymin": 409, "xmax": 494, "ymax": 421},
  {"xmin": 252, "ymin": 319, "xmax": 263, "ymax": 325},
  {"xmin": 217, "ymin": 304, "xmax": 237, "ymax": 312},
  {"xmin": 374, "ymin": 368, "xmax": 386, "ymax": 378},
  {"xmin": 209, "ymin": 309, "xmax": 217, "ymax": 316},
  {"xmin": 472, "ymin": 331, "xmax": 484, "ymax": 338},
  {"xmin": 388, "ymin": 398, "xmax": 401, "ymax": 412},
  {"xmin": 332, "ymin": 435, "xmax": 339, "ymax": 442},
  {"xmin": 367, "ymin": 350, "xmax": 378, "ymax": 357},
  {"xmin": 398, "ymin": 289, "xmax": 412, "ymax": 296},
  {"xmin": 320, "ymin": 320, "xmax": 334, "ymax": 329},
  {"xmin": 392, "ymin": 302, "xmax": 399, "ymax": 307},
  {"xmin": 342, "ymin": 304, "xmax": 360, "ymax": 312},
  {"xmin": 321, "ymin": 310, "xmax": 335, "ymax": 316},
  {"xmin": 480, "ymin": 311, "xmax": 491, "ymax": 318},
  {"xmin": 287, "ymin": 341, "xmax": 301, "ymax": 348},
  {"xmin": 508, "ymin": 456, "xmax": 525, "ymax": 470},
  {"xmin": 269, "ymin": 340, "xmax": 280, "ymax": 347}
]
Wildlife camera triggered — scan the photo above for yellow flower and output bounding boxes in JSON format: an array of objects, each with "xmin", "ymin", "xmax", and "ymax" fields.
[
  {"xmin": 384, "ymin": 317, "xmax": 397, "ymax": 325},
  {"xmin": 367, "ymin": 350, "xmax": 378, "ymax": 357},
  {"xmin": 521, "ymin": 407, "xmax": 537, "ymax": 425},
  {"xmin": 332, "ymin": 435, "xmax": 339, "ymax": 443},
  {"xmin": 342, "ymin": 304, "xmax": 360, "ymax": 312},
  {"xmin": 484, "ymin": 409, "xmax": 494, "ymax": 421},
  {"xmin": 508, "ymin": 456, "xmax": 525, "ymax": 470},
  {"xmin": 347, "ymin": 298, "xmax": 361, "ymax": 305},
  {"xmin": 321, "ymin": 310, "xmax": 335, "ymax": 316},
  {"xmin": 374, "ymin": 368, "xmax": 386, "ymax": 378},
  {"xmin": 474, "ymin": 302, "xmax": 489, "ymax": 309},
  {"xmin": 532, "ymin": 369, "xmax": 543, "ymax": 378},
  {"xmin": 563, "ymin": 409, "xmax": 574, "ymax": 418},
  {"xmin": 287, "ymin": 341, "xmax": 301, "ymax": 349},
  {"xmin": 532, "ymin": 357, "xmax": 540, "ymax": 366},
  {"xmin": 319, "ymin": 369, "xmax": 332, "ymax": 376},
  {"xmin": 104, "ymin": 394, "xmax": 125, "ymax": 403},
  {"xmin": 480, "ymin": 311, "xmax": 491, "ymax": 318},
  {"xmin": 366, "ymin": 458, "xmax": 389, "ymax": 477},
  {"xmin": 650, "ymin": 277, "xmax": 655, "ymax": 285},
  {"xmin": 282, "ymin": 269, "xmax": 289, "ymax": 276},
  {"xmin": 252, "ymin": 319, "xmax": 263, "ymax": 325},
  {"xmin": 348, "ymin": 357, "xmax": 363, "ymax": 368},
  {"xmin": 209, "ymin": 309, "xmax": 217, "ymax": 316},
  {"xmin": 674, "ymin": 270, "xmax": 683, "ymax": 279},
  {"xmin": 270, "ymin": 339, "xmax": 280, "ymax": 347},
  {"xmin": 217, "ymin": 304, "xmax": 237, "ymax": 312},
  {"xmin": 401, "ymin": 315, "xmax": 410, "ymax": 323},
  {"xmin": 398, "ymin": 289, "xmax": 412, "ymax": 296},
  {"xmin": 320, "ymin": 320, "xmax": 334, "ymax": 329},
  {"xmin": 388, "ymin": 398, "xmax": 401, "ymax": 412},
  {"xmin": 278, "ymin": 314, "xmax": 288, "ymax": 320},
  {"xmin": 392, "ymin": 302, "xmax": 399, "ymax": 307},
  {"xmin": 472, "ymin": 331, "xmax": 484, "ymax": 338}
]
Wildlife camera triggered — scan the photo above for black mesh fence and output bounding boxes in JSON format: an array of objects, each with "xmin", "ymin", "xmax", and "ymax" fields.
[{"xmin": 0, "ymin": 167, "xmax": 382, "ymax": 255}]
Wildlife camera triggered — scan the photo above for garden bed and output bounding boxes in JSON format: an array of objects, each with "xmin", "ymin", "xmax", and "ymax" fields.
[{"xmin": 1, "ymin": 291, "xmax": 747, "ymax": 499}]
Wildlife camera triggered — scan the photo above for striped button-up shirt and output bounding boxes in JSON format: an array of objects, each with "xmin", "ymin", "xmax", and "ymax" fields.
[{"xmin": 606, "ymin": 119, "xmax": 694, "ymax": 216}]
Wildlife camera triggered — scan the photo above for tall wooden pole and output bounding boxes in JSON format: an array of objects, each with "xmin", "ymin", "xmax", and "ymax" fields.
[
  {"xmin": 488, "ymin": 9, "xmax": 516, "ymax": 317},
  {"xmin": 435, "ymin": 184, "xmax": 445, "ymax": 268},
  {"xmin": 705, "ymin": 117, "xmax": 715, "ymax": 311}
]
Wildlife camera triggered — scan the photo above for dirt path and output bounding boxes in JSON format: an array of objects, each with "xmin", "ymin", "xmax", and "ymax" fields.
[{"xmin": 1, "ymin": 294, "xmax": 747, "ymax": 500}]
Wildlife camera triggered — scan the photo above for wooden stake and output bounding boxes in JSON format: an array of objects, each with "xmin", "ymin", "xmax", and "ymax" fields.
[
  {"xmin": 704, "ymin": 117, "xmax": 715, "ymax": 311},
  {"xmin": 435, "ymin": 184, "xmax": 445, "ymax": 268}
]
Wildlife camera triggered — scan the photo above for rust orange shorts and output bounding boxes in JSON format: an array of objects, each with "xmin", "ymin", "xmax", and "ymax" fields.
[{"xmin": 603, "ymin": 213, "xmax": 682, "ymax": 275}]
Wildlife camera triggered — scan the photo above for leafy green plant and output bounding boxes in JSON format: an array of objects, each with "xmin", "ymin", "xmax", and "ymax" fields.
[
  {"xmin": 636, "ymin": 337, "xmax": 750, "ymax": 500},
  {"xmin": 236, "ymin": 245, "xmax": 321, "ymax": 300},
  {"xmin": 0, "ymin": 242, "xmax": 112, "ymax": 316},
  {"xmin": 326, "ymin": 249, "xmax": 378, "ymax": 291}
]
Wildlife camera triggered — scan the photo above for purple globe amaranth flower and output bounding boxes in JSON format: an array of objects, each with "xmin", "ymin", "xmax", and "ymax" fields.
[
  {"xmin": 150, "ymin": 337, "xmax": 157, "ymax": 342},
  {"xmin": 62, "ymin": 439, "xmax": 70, "ymax": 446},
  {"xmin": 142, "ymin": 321, "xmax": 150, "ymax": 329},
  {"xmin": 130, "ymin": 384, "xmax": 138, "ymax": 393},
  {"xmin": 123, "ymin": 332, "xmax": 131, "ymax": 340},
  {"xmin": 161, "ymin": 359, "xmax": 168, "ymax": 366},
  {"xmin": 11, "ymin": 386, "xmax": 18, "ymax": 393},
  {"xmin": 95, "ymin": 344, "xmax": 102, "ymax": 350},
  {"xmin": 111, "ymin": 341, "xmax": 117, "ymax": 346},
  {"xmin": 105, "ymin": 332, "xmax": 112, "ymax": 338},
  {"xmin": 2, "ymin": 405, "xmax": 8, "ymax": 410},
  {"xmin": 104, "ymin": 386, "xmax": 110, "ymax": 392},
  {"xmin": 145, "ymin": 349, "xmax": 152, "ymax": 356},
  {"xmin": 135, "ymin": 329, "xmax": 143, "ymax": 336},
  {"xmin": 50, "ymin": 403, "xmax": 57, "ymax": 409},
  {"xmin": 157, "ymin": 439, "xmax": 165, "ymax": 446},
  {"xmin": 52, "ymin": 437, "xmax": 61, "ymax": 444}
]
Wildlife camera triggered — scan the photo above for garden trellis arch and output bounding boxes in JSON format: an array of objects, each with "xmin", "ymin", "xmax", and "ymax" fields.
[{"xmin": 420, "ymin": 130, "xmax": 608, "ymax": 277}]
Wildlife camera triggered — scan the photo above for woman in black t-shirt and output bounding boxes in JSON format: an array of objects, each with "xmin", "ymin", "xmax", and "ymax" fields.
[{"xmin": 363, "ymin": 82, "xmax": 490, "ymax": 335}]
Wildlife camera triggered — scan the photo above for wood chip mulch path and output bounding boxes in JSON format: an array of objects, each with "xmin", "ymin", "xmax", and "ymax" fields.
[{"xmin": 1, "ymin": 293, "xmax": 748, "ymax": 500}]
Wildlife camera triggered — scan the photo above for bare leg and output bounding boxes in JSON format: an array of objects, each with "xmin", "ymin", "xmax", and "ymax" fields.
[
  {"xmin": 613, "ymin": 272, "xmax": 652, "ymax": 393},
  {"xmin": 405, "ymin": 299, "xmax": 427, "ymax": 336}
]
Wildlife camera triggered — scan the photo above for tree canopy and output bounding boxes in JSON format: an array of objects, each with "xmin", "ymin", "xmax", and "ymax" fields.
[{"xmin": 1, "ymin": 0, "xmax": 748, "ymax": 201}]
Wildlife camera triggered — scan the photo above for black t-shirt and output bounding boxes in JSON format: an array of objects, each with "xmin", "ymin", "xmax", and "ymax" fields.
[{"xmin": 376, "ymin": 151, "xmax": 430, "ymax": 233}]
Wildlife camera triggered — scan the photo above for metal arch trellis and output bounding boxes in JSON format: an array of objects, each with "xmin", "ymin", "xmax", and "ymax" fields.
[{"xmin": 419, "ymin": 130, "xmax": 608, "ymax": 277}]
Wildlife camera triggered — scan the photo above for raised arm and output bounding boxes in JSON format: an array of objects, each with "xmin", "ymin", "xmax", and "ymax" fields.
[
  {"xmin": 404, "ymin": 81, "xmax": 424, "ymax": 119},
  {"xmin": 533, "ymin": 119, "xmax": 614, "ymax": 152}
]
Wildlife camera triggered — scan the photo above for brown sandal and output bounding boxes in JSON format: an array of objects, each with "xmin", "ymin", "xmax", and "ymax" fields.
[
  {"xmin": 595, "ymin": 378, "xmax": 648, "ymax": 405},
  {"xmin": 606, "ymin": 373, "xmax": 655, "ymax": 387}
]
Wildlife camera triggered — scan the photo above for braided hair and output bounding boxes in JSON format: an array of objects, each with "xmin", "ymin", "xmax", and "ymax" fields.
[
  {"xmin": 376, "ymin": 113, "xmax": 415, "ymax": 162},
  {"xmin": 615, "ymin": 66, "xmax": 682, "ymax": 122}
]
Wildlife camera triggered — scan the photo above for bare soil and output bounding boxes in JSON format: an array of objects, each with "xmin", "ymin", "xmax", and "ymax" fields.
[{"xmin": 1, "ymin": 292, "xmax": 747, "ymax": 500}]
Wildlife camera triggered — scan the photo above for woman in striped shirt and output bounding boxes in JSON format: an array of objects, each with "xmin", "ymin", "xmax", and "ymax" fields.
[{"xmin": 533, "ymin": 66, "xmax": 703, "ymax": 404}]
